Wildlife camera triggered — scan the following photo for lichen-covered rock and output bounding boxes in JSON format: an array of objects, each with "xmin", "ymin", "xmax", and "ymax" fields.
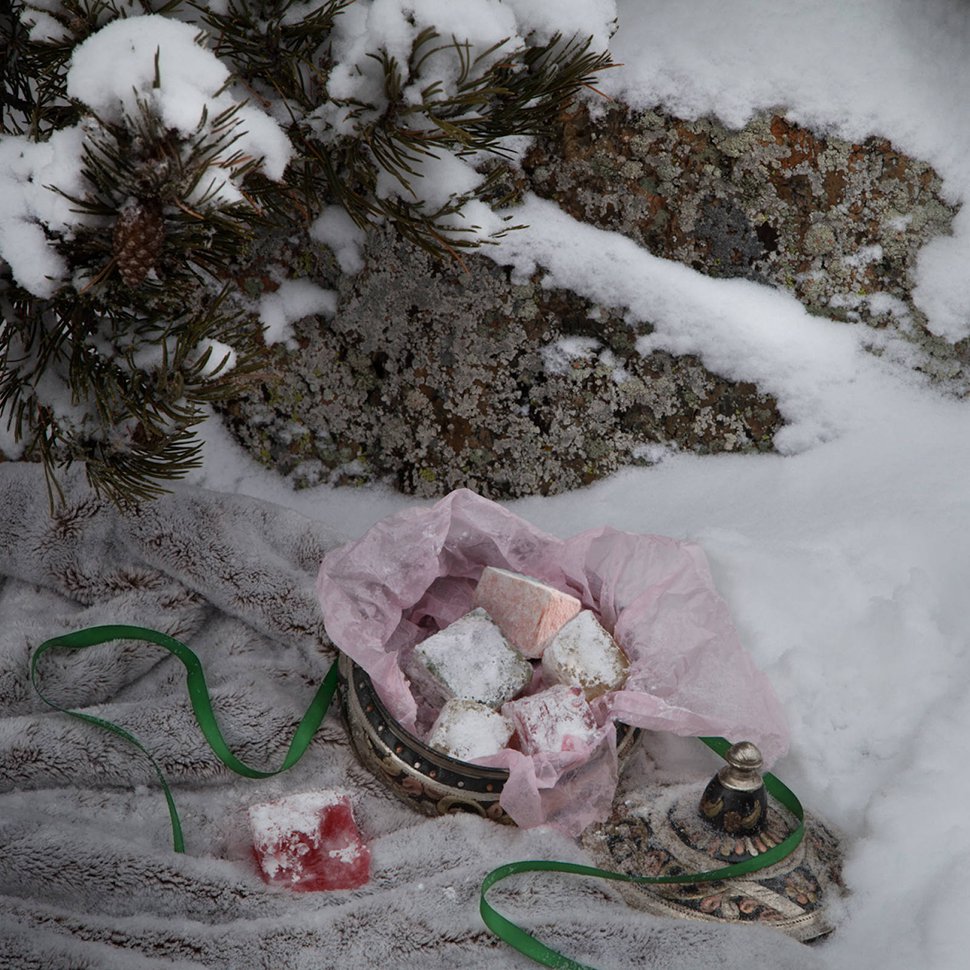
[
  {"xmin": 219, "ymin": 102, "xmax": 960, "ymax": 498},
  {"xmin": 525, "ymin": 104, "xmax": 962, "ymax": 379},
  {"xmin": 219, "ymin": 221, "xmax": 782, "ymax": 498}
]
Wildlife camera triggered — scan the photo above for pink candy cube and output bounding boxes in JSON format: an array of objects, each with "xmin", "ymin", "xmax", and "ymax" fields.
[
  {"xmin": 503, "ymin": 684, "xmax": 599, "ymax": 756},
  {"xmin": 473, "ymin": 567, "xmax": 582, "ymax": 658},
  {"xmin": 248, "ymin": 790, "xmax": 370, "ymax": 891}
]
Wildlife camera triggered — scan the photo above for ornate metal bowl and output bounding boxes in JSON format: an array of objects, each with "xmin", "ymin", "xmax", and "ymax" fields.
[{"xmin": 338, "ymin": 652, "xmax": 640, "ymax": 823}]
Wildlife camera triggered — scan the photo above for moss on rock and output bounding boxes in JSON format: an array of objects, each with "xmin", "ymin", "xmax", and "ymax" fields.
[{"xmin": 220, "ymin": 102, "xmax": 960, "ymax": 498}]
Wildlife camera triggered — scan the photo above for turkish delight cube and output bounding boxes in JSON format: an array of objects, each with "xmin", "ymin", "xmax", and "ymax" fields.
[
  {"xmin": 541, "ymin": 610, "xmax": 629, "ymax": 699},
  {"xmin": 408, "ymin": 607, "xmax": 532, "ymax": 710},
  {"xmin": 427, "ymin": 699, "xmax": 514, "ymax": 761},
  {"xmin": 503, "ymin": 684, "xmax": 599, "ymax": 756},
  {"xmin": 248, "ymin": 790, "xmax": 370, "ymax": 891},
  {"xmin": 473, "ymin": 566, "xmax": 582, "ymax": 658}
]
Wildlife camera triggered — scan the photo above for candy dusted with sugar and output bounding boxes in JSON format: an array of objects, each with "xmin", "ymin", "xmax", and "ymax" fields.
[
  {"xmin": 503, "ymin": 684, "xmax": 599, "ymax": 756},
  {"xmin": 541, "ymin": 610, "xmax": 629, "ymax": 700},
  {"xmin": 408, "ymin": 607, "xmax": 532, "ymax": 710},
  {"xmin": 248, "ymin": 790, "xmax": 370, "ymax": 891},
  {"xmin": 473, "ymin": 566, "xmax": 582, "ymax": 659},
  {"xmin": 427, "ymin": 699, "xmax": 514, "ymax": 761}
]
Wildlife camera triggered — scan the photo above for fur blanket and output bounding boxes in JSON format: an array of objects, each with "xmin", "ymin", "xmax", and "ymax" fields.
[{"xmin": 0, "ymin": 463, "xmax": 820, "ymax": 970}]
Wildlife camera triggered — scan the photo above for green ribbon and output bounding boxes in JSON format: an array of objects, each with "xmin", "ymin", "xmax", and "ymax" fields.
[
  {"xmin": 479, "ymin": 736, "xmax": 805, "ymax": 969},
  {"xmin": 31, "ymin": 626, "xmax": 803, "ymax": 970},
  {"xmin": 30, "ymin": 624, "xmax": 339, "ymax": 853}
]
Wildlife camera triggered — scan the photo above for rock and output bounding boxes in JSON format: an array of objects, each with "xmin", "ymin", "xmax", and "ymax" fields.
[
  {"xmin": 218, "ymin": 101, "xmax": 961, "ymax": 498},
  {"xmin": 219, "ymin": 223, "xmax": 783, "ymax": 498},
  {"xmin": 525, "ymin": 104, "xmax": 962, "ymax": 378}
]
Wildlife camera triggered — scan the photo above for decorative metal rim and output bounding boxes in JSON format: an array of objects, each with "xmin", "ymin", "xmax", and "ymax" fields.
[
  {"xmin": 338, "ymin": 653, "xmax": 641, "ymax": 818},
  {"xmin": 339, "ymin": 652, "xmax": 509, "ymax": 792}
]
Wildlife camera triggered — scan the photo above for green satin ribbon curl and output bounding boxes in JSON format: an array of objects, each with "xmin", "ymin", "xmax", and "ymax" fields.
[
  {"xmin": 30, "ymin": 624, "xmax": 339, "ymax": 853},
  {"xmin": 31, "ymin": 627, "xmax": 803, "ymax": 970}
]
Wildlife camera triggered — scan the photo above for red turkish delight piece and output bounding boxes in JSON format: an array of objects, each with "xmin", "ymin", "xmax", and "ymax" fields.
[
  {"xmin": 503, "ymin": 684, "xmax": 599, "ymax": 756},
  {"xmin": 248, "ymin": 790, "xmax": 370, "ymax": 891}
]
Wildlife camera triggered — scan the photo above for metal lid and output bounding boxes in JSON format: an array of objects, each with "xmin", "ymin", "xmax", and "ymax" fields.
[{"xmin": 581, "ymin": 742, "xmax": 845, "ymax": 943}]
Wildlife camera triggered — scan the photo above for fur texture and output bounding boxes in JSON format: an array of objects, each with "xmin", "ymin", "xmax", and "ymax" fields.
[{"xmin": 0, "ymin": 464, "xmax": 818, "ymax": 969}]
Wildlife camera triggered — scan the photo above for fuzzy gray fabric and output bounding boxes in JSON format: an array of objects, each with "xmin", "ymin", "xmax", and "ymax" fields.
[{"xmin": 0, "ymin": 463, "xmax": 823, "ymax": 970}]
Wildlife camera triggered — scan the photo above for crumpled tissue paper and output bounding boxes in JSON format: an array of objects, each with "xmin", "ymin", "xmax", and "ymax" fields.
[{"xmin": 317, "ymin": 489, "xmax": 788, "ymax": 835}]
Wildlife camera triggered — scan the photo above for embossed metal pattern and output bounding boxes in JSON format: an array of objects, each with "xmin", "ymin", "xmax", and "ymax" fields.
[
  {"xmin": 582, "ymin": 784, "xmax": 845, "ymax": 943},
  {"xmin": 338, "ymin": 653, "xmax": 640, "ymax": 822}
]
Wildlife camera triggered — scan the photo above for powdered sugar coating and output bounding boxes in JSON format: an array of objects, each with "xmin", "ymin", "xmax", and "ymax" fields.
[
  {"xmin": 427, "ymin": 699, "xmax": 514, "ymax": 761},
  {"xmin": 502, "ymin": 684, "xmax": 599, "ymax": 756},
  {"xmin": 541, "ymin": 610, "xmax": 629, "ymax": 699},
  {"xmin": 409, "ymin": 607, "xmax": 532, "ymax": 710},
  {"xmin": 248, "ymin": 790, "xmax": 370, "ymax": 891}
]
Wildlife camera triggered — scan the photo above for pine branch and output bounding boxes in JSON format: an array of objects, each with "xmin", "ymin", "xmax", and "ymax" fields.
[{"xmin": 1, "ymin": 0, "xmax": 617, "ymax": 507}]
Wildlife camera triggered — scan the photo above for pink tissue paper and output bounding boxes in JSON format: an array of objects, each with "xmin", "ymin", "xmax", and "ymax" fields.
[{"xmin": 316, "ymin": 489, "xmax": 789, "ymax": 835}]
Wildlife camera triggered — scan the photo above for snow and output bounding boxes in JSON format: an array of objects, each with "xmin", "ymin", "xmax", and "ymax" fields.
[
  {"xmin": 6, "ymin": 1, "xmax": 970, "ymax": 967},
  {"xmin": 0, "ymin": 15, "xmax": 291, "ymax": 301},
  {"xmin": 603, "ymin": 0, "xmax": 970, "ymax": 340},
  {"xmin": 184, "ymin": 3, "xmax": 970, "ymax": 964},
  {"xmin": 310, "ymin": 206, "xmax": 367, "ymax": 275},
  {"xmin": 428, "ymin": 699, "xmax": 515, "ymax": 761},
  {"xmin": 194, "ymin": 339, "xmax": 238, "ymax": 378},
  {"xmin": 67, "ymin": 17, "xmax": 291, "ymax": 182},
  {"xmin": 258, "ymin": 279, "xmax": 338, "ymax": 348},
  {"xmin": 0, "ymin": 127, "xmax": 87, "ymax": 297}
]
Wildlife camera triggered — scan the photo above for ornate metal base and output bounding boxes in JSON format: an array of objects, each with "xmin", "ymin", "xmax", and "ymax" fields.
[
  {"xmin": 581, "ymin": 783, "xmax": 845, "ymax": 943},
  {"xmin": 339, "ymin": 653, "xmax": 641, "ymax": 822}
]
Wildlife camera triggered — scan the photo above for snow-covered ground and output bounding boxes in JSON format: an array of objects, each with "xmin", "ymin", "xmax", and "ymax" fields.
[
  {"xmin": 186, "ymin": 3, "xmax": 970, "ymax": 967},
  {"xmin": 5, "ymin": 0, "xmax": 970, "ymax": 967}
]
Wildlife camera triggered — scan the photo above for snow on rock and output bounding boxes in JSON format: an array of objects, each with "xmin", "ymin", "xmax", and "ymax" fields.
[
  {"xmin": 604, "ymin": 0, "xmax": 970, "ymax": 341},
  {"xmin": 259, "ymin": 280, "xmax": 338, "ymax": 348},
  {"xmin": 310, "ymin": 206, "xmax": 367, "ymax": 275},
  {"xmin": 493, "ymin": 194, "xmax": 880, "ymax": 455}
]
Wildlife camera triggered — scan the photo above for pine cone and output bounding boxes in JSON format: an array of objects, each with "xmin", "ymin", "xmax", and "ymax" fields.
[{"xmin": 113, "ymin": 199, "xmax": 165, "ymax": 287}]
